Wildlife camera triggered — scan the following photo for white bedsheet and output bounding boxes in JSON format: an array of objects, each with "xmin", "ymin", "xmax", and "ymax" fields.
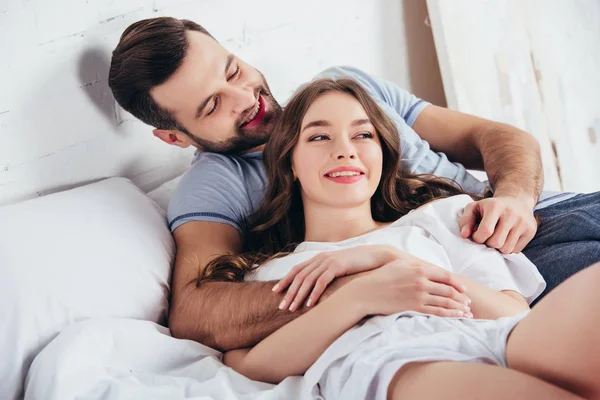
[{"xmin": 24, "ymin": 318, "xmax": 314, "ymax": 400}]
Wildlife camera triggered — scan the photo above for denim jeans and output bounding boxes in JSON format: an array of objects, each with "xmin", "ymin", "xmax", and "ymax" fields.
[{"xmin": 523, "ymin": 192, "xmax": 600, "ymax": 304}]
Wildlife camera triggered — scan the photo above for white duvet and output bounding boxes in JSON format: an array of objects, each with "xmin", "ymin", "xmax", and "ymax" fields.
[{"xmin": 24, "ymin": 318, "xmax": 313, "ymax": 400}]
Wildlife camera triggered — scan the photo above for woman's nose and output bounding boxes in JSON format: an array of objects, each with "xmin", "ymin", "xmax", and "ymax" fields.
[{"xmin": 333, "ymin": 139, "xmax": 357, "ymax": 160}]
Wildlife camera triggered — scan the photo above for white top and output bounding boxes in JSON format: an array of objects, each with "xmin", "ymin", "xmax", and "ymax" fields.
[{"xmin": 247, "ymin": 195, "xmax": 546, "ymax": 303}]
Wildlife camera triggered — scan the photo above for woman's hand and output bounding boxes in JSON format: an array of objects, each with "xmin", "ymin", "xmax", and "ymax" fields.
[
  {"xmin": 351, "ymin": 259, "xmax": 473, "ymax": 318},
  {"xmin": 273, "ymin": 245, "xmax": 403, "ymax": 311}
]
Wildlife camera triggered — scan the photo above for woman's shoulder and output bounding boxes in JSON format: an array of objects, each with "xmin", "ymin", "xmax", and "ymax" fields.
[
  {"xmin": 393, "ymin": 194, "xmax": 474, "ymax": 227},
  {"xmin": 412, "ymin": 194, "xmax": 473, "ymax": 214}
]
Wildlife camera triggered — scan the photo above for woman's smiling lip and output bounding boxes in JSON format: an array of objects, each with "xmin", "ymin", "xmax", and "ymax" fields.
[
  {"xmin": 323, "ymin": 166, "xmax": 366, "ymax": 184},
  {"xmin": 323, "ymin": 166, "xmax": 365, "ymax": 176}
]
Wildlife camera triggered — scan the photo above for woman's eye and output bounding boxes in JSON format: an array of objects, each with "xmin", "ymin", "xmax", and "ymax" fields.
[
  {"xmin": 207, "ymin": 96, "xmax": 219, "ymax": 116},
  {"xmin": 355, "ymin": 132, "xmax": 374, "ymax": 139},
  {"xmin": 308, "ymin": 134, "xmax": 329, "ymax": 141}
]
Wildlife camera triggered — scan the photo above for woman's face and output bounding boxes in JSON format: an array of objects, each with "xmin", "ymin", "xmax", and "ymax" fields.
[{"xmin": 291, "ymin": 91, "xmax": 383, "ymax": 210}]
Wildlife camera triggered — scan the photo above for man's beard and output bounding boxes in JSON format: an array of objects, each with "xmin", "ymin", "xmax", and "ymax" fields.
[{"xmin": 189, "ymin": 72, "xmax": 283, "ymax": 155}]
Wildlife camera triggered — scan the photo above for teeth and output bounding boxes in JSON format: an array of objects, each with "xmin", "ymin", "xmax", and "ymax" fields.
[
  {"xmin": 328, "ymin": 171, "xmax": 361, "ymax": 177},
  {"xmin": 244, "ymin": 100, "xmax": 260, "ymax": 124}
]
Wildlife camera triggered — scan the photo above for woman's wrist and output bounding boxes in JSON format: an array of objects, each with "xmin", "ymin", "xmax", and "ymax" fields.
[
  {"xmin": 374, "ymin": 245, "xmax": 404, "ymax": 266},
  {"xmin": 332, "ymin": 279, "xmax": 371, "ymax": 320}
]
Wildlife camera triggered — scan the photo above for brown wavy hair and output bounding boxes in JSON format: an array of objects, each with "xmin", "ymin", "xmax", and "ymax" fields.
[{"xmin": 198, "ymin": 78, "xmax": 473, "ymax": 285}]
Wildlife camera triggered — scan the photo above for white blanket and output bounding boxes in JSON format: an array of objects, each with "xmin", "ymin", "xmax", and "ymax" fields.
[{"xmin": 25, "ymin": 318, "xmax": 314, "ymax": 400}]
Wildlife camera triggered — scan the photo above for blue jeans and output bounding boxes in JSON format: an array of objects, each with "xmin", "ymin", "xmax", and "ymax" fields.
[{"xmin": 523, "ymin": 192, "xmax": 600, "ymax": 304}]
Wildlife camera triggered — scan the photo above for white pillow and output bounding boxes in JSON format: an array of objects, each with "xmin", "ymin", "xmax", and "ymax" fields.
[
  {"xmin": 146, "ymin": 174, "xmax": 183, "ymax": 212},
  {"xmin": 0, "ymin": 178, "xmax": 174, "ymax": 400}
]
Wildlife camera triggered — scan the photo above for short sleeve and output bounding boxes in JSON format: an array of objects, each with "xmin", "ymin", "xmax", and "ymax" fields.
[
  {"xmin": 405, "ymin": 195, "xmax": 546, "ymax": 303},
  {"xmin": 314, "ymin": 65, "xmax": 430, "ymax": 126},
  {"xmin": 167, "ymin": 153, "xmax": 255, "ymax": 233}
]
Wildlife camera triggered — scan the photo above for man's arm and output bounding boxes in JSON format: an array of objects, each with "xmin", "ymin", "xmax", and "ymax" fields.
[
  {"xmin": 413, "ymin": 104, "xmax": 543, "ymax": 200},
  {"xmin": 169, "ymin": 221, "xmax": 297, "ymax": 351},
  {"xmin": 413, "ymin": 105, "xmax": 542, "ymax": 253},
  {"xmin": 168, "ymin": 221, "xmax": 361, "ymax": 351}
]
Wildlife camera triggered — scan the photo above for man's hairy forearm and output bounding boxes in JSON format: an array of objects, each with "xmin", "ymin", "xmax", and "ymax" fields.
[
  {"xmin": 169, "ymin": 280, "xmax": 300, "ymax": 351},
  {"xmin": 169, "ymin": 272, "xmax": 363, "ymax": 351},
  {"xmin": 477, "ymin": 123, "xmax": 544, "ymax": 203}
]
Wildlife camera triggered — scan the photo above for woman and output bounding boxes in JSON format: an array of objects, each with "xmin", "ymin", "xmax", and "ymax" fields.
[{"xmin": 199, "ymin": 78, "xmax": 600, "ymax": 399}]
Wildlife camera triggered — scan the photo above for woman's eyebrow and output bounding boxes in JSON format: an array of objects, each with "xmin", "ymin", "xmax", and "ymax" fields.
[
  {"xmin": 351, "ymin": 118, "xmax": 372, "ymax": 126},
  {"xmin": 301, "ymin": 120, "xmax": 331, "ymax": 133},
  {"xmin": 301, "ymin": 118, "xmax": 371, "ymax": 133}
]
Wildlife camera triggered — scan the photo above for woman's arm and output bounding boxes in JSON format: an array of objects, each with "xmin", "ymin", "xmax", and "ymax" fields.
[
  {"xmin": 454, "ymin": 275, "xmax": 529, "ymax": 320},
  {"xmin": 225, "ymin": 259, "xmax": 473, "ymax": 384},
  {"xmin": 224, "ymin": 282, "xmax": 363, "ymax": 384}
]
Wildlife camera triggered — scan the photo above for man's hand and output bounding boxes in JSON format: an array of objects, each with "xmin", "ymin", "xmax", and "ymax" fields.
[{"xmin": 459, "ymin": 195, "xmax": 537, "ymax": 254}]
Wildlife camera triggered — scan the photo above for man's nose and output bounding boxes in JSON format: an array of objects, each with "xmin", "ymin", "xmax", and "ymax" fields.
[{"xmin": 229, "ymin": 85, "xmax": 256, "ymax": 115}]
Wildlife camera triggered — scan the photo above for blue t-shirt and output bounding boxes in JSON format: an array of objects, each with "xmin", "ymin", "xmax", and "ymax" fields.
[{"xmin": 168, "ymin": 66, "xmax": 572, "ymax": 233}]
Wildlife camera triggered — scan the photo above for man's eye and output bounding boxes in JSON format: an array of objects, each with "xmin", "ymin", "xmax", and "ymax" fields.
[
  {"xmin": 207, "ymin": 96, "xmax": 219, "ymax": 116},
  {"xmin": 228, "ymin": 65, "xmax": 240, "ymax": 81},
  {"xmin": 309, "ymin": 134, "xmax": 329, "ymax": 141}
]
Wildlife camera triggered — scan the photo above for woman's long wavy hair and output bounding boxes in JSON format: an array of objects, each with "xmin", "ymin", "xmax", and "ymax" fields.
[{"xmin": 198, "ymin": 78, "xmax": 474, "ymax": 285}]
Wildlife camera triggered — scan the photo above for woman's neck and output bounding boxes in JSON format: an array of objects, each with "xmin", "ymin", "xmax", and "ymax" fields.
[{"xmin": 303, "ymin": 202, "xmax": 385, "ymax": 243}]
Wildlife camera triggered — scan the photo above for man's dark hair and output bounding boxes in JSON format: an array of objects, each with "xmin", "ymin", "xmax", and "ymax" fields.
[{"xmin": 108, "ymin": 17, "xmax": 213, "ymax": 131}]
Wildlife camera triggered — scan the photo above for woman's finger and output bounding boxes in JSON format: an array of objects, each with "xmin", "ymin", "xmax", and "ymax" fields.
[
  {"xmin": 424, "ymin": 294, "xmax": 471, "ymax": 314},
  {"xmin": 281, "ymin": 261, "xmax": 320, "ymax": 309},
  {"xmin": 422, "ymin": 265, "xmax": 468, "ymax": 294},
  {"xmin": 420, "ymin": 305, "xmax": 466, "ymax": 318},
  {"xmin": 274, "ymin": 257, "xmax": 315, "ymax": 292},
  {"xmin": 426, "ymin": 280, "xmax": 471, "ymax": 305},
  {"xmin": 289, "ymin": 265, "xmax": 328, "ymax": 311},
  {"xmin": 307, "ymin": 268, "xmax": 336, "ymax": 307}
]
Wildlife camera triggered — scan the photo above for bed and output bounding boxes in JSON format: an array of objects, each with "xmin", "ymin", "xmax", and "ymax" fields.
[
  {"xmin": 0, "ymin": 176, "xmax": 315, "ymax": 400},
  {"xmin": 1, "ymin": 2, "xmax": 428, "ymax": 398}
]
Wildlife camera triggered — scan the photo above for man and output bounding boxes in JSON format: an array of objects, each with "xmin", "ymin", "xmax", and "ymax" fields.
[{"xmin": 108, "ymin": 17, "xmax": 600, "ymax": 351}]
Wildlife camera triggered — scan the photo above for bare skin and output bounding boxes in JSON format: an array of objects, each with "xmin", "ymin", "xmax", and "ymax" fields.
[
  {"xmin": 144, "ymin": 31, "xmax": 544, "ymax": 346},
  {"xmin": 388, "ymin": 263, "xmax": 600, "ymax": 400},
  {"xmin": 388, "ymin": 362, "xmax": 582, "ymax": 400},
  {"xmin": 169, "ymin": 221, "xmax": 378, "ymax": 350},
  {"xmin": 414, "ymin": 105, "xmax": 543, "ymax": 254}
]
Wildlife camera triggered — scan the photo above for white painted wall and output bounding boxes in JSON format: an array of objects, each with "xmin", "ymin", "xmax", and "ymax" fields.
[
  {"xmin": 428, "ymin": 0, "xmax": 600, "ymax": 193},
  {"xmin": 0, "ymin": 0, "xmax": 445, "ymax": 206}
]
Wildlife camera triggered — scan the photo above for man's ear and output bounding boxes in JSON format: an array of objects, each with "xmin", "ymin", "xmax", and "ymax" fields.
[{"xmin": 152, "ymin": 129, "xmax": 192, "ymax": 148}]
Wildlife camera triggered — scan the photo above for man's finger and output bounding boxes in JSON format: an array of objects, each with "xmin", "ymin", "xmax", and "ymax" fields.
[
  {"xmin": 459, "ymin": 203, "xmax": 478, "ymax": 238},
  {"xmin": 472, "ymin": 206, "xmax": 501, "ymax": 244},
  {"xmin": 485, "ymin": 216, "xmax": 515, "ymax": 249},
  {"xmin": 513, "ymin": 230, "xmax": 535, "ymax": 253},
  {"xmin": 499, "ymin": 227, "xmax": 522, "ymax": 254}
]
